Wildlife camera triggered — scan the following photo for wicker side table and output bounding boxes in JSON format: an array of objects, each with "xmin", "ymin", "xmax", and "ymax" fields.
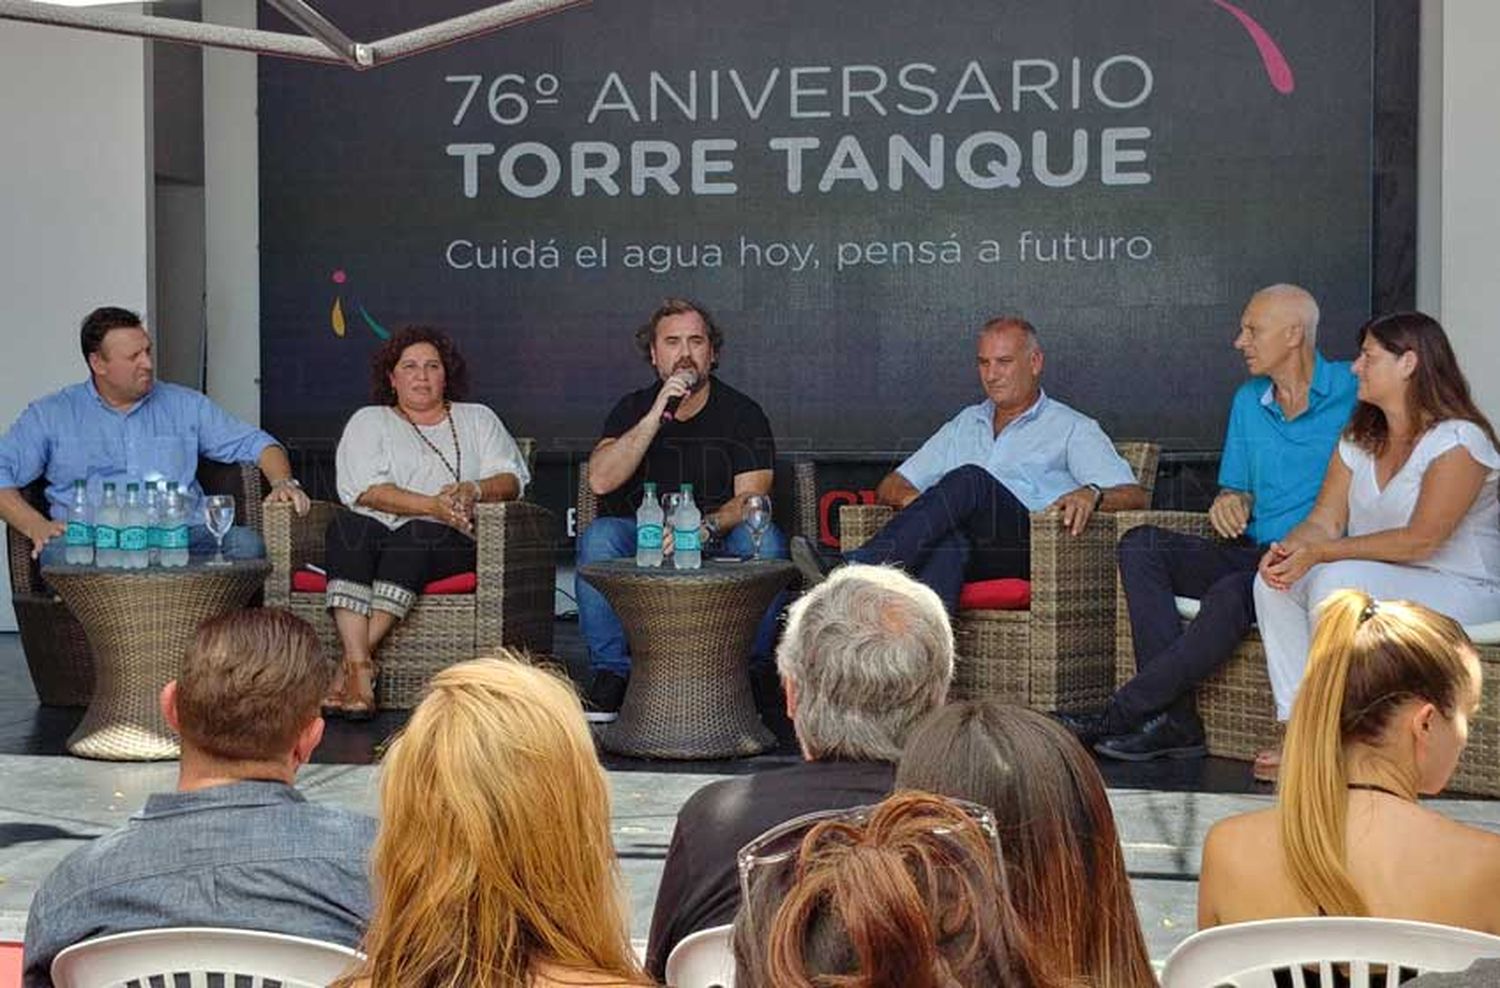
[
  {"xmin": 578, "ymin": 558, "xmax": 794, "ymax": 759},
  {"xmin": 42, "ymin": 560, "xmax": 271, "ymax": 761}
]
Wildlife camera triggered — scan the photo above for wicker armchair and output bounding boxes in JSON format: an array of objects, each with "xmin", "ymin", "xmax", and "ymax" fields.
[
  {"xmin": 839, "ymin": 443, "xmax": 1160, "ymax": 711},
  {"xmin": 263, "ymin": 439, "xmax": 555, "ymax": 709},
  {"xmin": 1112, "ymin": 511, "xmax": 1500, "ymax": 796},
  {"xmin": 7, "ymin": 460, "xmax": 264, "ymax": 706}
]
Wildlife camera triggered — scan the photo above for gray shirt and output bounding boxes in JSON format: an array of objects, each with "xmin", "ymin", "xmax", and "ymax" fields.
[
  {"xmin": 1403, "ymin": 958, "xmax": 1500, "ymax": 987},
  {"xmin": 23, "ymin": 780, "xmax": 376, "ymax": 988}
]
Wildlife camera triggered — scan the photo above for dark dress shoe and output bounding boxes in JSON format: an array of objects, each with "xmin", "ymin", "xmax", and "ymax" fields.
[
  {"xmin": 1094, "ymin": 712, "xmax": 1207, "ymax": 762},
  {"xmin": 1054, "ymin": 709, "xmax": 1128, "ymax": 748}
]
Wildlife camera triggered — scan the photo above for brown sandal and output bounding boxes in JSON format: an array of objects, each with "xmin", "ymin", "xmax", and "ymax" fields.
[
  {"xmin": 1253, "ymin": 747, "xmax": 1282, "ymax": 784},
  {"xmin": 321, "ymin": 662, "xmax": 349, "ymax": 718},
  {"xmin": 341, "ymin": 659, "xmax": 379, "ymax": 722}
]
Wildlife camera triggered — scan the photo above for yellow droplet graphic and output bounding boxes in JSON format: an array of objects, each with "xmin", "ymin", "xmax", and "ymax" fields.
[{"xmin": 331, "ymin": 297, "xmax": 347, "ymax": 337}]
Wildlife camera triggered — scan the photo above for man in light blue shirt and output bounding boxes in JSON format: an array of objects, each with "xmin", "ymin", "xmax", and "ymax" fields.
[
  {"xmin": 0, "ymin": 306, "xmax": 309, "ymax": 562},
  {"xmin": 22, "ymin": 608, "xmax": 375, "ymax": 988},
  {"xmin": 793, "ymin": 316, "xmax": 1147, "ymax": 612},
  {"xmin": 1069, "ymin": 284, "xmax": 1357, "ymax": 764}
]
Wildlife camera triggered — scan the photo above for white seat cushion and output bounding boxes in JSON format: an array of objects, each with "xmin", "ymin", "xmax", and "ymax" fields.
[{"xmin": 1173, "ymin": 597, "xmax": 1500, "ymax": 645}]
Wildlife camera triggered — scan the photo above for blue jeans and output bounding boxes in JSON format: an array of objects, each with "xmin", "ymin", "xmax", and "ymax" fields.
[
  {"xmin": 576, "ymin": 516, "xmax": 790, "ymax": 676},
  {"xmin": 40, "ymin": 524, "xmax": 266, "ymax": 566}
]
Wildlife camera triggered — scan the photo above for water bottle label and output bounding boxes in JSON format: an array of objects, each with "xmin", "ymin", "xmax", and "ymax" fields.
[
  {"xmin": 636, "ymin": 523, "xmax": 663, "ymax": 550},
  {"xmin": 674, "ymin": 526, "xmax": 701, "ymax": 552},
  {"xmin": 120, "ymin": 526, "xmax": 148, "ymax": 552},
  {"xmin": 162, "ymin": 526, "xmax": 190, "ymax": 550},
  {"xmin": 148, "ymin": 527, "xmax": 160, "ymax": 549},
  {"xmin": 65, "ymin": 521, "xmax": 92, "ymax": 546},
  {"xmin": 94, "ymin": 525, "xmax": 118, "ymax": 550}
]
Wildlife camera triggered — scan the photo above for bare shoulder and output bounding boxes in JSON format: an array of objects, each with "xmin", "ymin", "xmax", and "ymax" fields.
[
  {"xmin": 1206, "ymin": 806, "xmax": 1278, "ymax": 856},
  {"xmin": 1430, "ymin": 807, "xmax": 1500, "ymax": 871}
]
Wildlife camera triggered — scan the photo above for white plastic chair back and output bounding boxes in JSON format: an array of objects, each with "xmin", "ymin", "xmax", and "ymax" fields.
[
  {"xmin": 1162, "ymin": 917, "xmax": 1500, "ymax": 987},
  {"xmin": 52, "ymin": 926, "xmax": 362, "ymax": 988},
  {"xmin": 664, "ymin": 924, "xmax": 735, "ymax": 988}
]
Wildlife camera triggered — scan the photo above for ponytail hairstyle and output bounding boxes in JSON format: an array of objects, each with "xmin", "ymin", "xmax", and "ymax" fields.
[{"xmin": 1279, "ymin": 590, "xmax": 1477, "ymax": 917}]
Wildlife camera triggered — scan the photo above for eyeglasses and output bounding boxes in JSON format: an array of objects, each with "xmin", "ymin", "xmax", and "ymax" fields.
[{"xmin": 735, "ymin": 796, "xmax": 1003, "ymax": 903}]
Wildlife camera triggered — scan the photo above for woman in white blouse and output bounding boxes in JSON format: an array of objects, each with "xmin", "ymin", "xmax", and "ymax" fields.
[
  {"xmin": 324, "ymin": 326, "xmax": 530, "ymax": 717},
  {"xmin": 1253, "ymin": 311, "xmax": 1500, "ymax": 778}
]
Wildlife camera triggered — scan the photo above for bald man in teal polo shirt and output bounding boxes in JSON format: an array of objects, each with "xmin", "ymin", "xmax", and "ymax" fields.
[{"xmin": 1064, "ymin": 285, "xmax": 1358, "ymax": 761}]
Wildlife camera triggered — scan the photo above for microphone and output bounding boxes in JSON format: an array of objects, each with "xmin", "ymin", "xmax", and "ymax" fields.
[{"xmin": 661, "ymin": 369, "xmax": 699, "ymax": 422}]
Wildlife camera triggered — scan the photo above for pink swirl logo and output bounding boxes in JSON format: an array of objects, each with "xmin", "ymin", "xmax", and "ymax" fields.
[{"xmin": 1212, "ymin": 0, "xmax": 1295, "ymax": 94}]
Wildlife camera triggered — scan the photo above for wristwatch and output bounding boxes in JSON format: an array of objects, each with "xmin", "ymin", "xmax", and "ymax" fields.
[
  {"xmin": 702, "ymin": 514, "xmax": 723, "ymax": 546},
  {"xmin": 272, "ymin": 478, "xmax": 302, "ymax": 492},
  {"xmin": 1086, "ymin": 483, "xmax": 1104, "ymax": 510}
]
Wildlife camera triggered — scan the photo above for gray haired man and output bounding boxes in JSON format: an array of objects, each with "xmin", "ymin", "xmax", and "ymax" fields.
[{"xmin": 643, "ymin": 564, "xmax": 954, "ymax": 977}]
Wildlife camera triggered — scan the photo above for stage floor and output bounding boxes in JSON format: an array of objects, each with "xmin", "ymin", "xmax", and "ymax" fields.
[{"xmin": 1, "ymin": 624, "xmax": 1496, "ymax": 963}]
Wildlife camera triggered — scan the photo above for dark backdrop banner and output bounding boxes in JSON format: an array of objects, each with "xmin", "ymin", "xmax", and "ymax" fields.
[{"xmin": 260, "ymin": 0, "xmax": 1375, "ymax": 456}]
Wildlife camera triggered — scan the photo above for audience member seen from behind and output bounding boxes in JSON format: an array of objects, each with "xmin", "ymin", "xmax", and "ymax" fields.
[
  {"xmin": 734, "ymin": 791, "xmax": 1068, "ymax": 988},
  {"xmin": 23, "ymin": 609, "xmax": 374, "ymax": 988},
  {"xmin": 1253, "ymin": 311, "xmax": 1500, "ymax": 777},
  {"xmin": 644, "ymin": 563, "xmax": 953, "ymax": 976},
  {"xmin": 323, "ymin": 325, "xmax": 530, "ymax": 718},
  {"xmin": 1199, "ymin": 591, "xmax": 1500, "ymax": 932},
  {"xmin": 897, "ymin": 701, "xmax": 1156, "ymax": 988},
  {"xmin": 335, "ymin": 656, "xmax": 649, "ymax": 988}
]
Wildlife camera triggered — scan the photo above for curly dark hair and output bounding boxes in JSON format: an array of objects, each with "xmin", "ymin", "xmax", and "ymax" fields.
[
  {"xmin": 632, "ymin": 297, "xmax": 724, "ymax": 368},
  {"xmin": 370, "ymin": 326, "xmax": 469, "ymax": 405}
]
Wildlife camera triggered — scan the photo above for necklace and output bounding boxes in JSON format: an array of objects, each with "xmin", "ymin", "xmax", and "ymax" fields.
[
  {"xmin": 398, "ymin": 402, "xmax": 461, "ymax": 482},
  {"xmin": 1347, "ymin": 781, "xmax": 1413, "ymax": 801}
]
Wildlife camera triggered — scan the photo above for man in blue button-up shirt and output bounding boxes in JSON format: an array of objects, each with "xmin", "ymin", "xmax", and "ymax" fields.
[
  {"xmin": 1070, "ymin": 285, "xmax": 1357, "ymax": 764},
  {"xmin": 793, "ymin": 316, "xmax": 1148, "ymax": 613},
  {"xmin": 22, "ymin": 608, "xmax": 376, "ymax": 987},
  {"xmin": 0, "ymin": 306, "xmax": 310, "ymax": 562}
]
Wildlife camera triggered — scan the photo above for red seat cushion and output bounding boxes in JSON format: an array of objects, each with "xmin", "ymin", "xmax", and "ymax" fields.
[
  {"xmin": 291, "ymin": 569, "xmax": 478, "ymax": 595},
  {"xmin": 957, "ymin": 578, "xmax": 1031, "ymax": 611}
]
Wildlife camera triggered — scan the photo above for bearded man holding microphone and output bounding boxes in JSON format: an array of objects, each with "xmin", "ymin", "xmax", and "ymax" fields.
[{"xmin": 574, "ymin": 298, "xmax": 784, "ymax": 721}]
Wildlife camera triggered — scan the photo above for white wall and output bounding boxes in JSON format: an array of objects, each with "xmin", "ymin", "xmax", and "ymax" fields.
[
  {"xmin": 202, "ymin": 0, "xmax": 261, "ymax": 425},
  {"xmin": 1434, "ymin": 1, "xmax": 1500, "ymax": 427},
  {"xmin": 0, "ymin": 22, "xmax": 151, "ymax": 631}
]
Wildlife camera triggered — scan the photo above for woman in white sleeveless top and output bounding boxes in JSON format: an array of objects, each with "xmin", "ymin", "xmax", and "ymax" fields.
[{"xmin": 1253, "ymin": 312, "xmax": 1500, "ymax": 770}]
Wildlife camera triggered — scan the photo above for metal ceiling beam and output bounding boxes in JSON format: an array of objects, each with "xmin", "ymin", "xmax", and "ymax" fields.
[
  {"xmin": 0, "ymin": 0, "xmax": 588, "ymax": 69},
  {"xmin": 264, "ymin": 0, "xmax": 367, "ymax": 67}
]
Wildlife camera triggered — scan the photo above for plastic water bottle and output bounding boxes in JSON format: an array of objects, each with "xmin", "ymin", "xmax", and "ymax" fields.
[
  {"xmin": 94, "ymin": 483, "xmax": 121, "ymax": 568},
  {"xmin": 143, "ymin": 481, "xmax": 161, "ymax": 566},
  {"xmin": 159, "ymin": 481, "xmax": 190, "ymax": 567},
  {"xmin": 120, "ymin": 483, "xmax": 149, "ymax": 569},
  {"xmin": 673, "ymin": 484, "xmax": 702, "ymax": 570},
  {"xmin": 64, "ymin": 479, "xmax": 93, "ymax": 565},
  {"xmin": 635, "ymin": 482, "xmax": 664, "ymax": 568}
]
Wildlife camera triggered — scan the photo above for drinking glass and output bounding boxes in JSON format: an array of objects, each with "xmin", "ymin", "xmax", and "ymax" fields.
[
  {"xmin": 661, "ymin": 492, "xmax": 683, "ymax": 563},
  {"xmin": 744, "ymin": 494, "xmax": 772, "ymax": 559},
  {"xmin": 203, "ymin": 494, "xmax": 236, "ymax": 566}
]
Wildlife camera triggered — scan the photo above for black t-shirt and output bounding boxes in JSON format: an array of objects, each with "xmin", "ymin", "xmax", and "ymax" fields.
[
  {"xmin": 597, "ymin": 376, "xmax": 776, "ymax": 518},
  {"xmin": 643, "ymin": 759, "xmax": 897, "ymax": 978}
]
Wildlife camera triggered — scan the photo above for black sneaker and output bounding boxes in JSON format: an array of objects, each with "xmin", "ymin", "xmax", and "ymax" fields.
[
  {"xmin": 1094, "ymin": 711, "xmax": 1207, "ymax": 762},
  {"xmin": 791, "ymin": 535, "xmax": 836, "ymax": 587},
  {"xmin": 583, "ymin": 670, "xmax": 628, "ymax": 724}
]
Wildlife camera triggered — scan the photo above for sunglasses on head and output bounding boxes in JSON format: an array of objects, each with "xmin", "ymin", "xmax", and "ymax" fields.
[{"xmin": 735, "ymin": 796, "xmax": 1003, "ymax": 902}]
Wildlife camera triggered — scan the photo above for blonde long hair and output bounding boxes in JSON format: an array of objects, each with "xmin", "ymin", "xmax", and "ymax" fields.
[
  {"xmin": 340, "ymin": 655, "xmax": 645, "ymax": 987},
  {"xmin": 1280, "ymin": 591, "xmax": 1476, "ymax": 917}
]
